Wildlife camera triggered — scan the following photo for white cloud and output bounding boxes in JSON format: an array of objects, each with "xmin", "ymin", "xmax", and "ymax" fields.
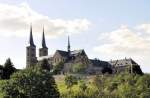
[
  {"xmin": 0, "ymin": 2, "xmax": 91, "ymax": 38},
  {"xmin": 94, "ymin": 25, "xmax": 150, "ymax": 54},
  {"xmin": 136, "ymin": 23, "xmax": 150, "ymax": 33},
  {"xmin": 93, "ymin": 24, "xmax": 150, "ymax": 68}
]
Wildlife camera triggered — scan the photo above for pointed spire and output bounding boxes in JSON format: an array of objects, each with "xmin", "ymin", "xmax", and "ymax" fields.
[
  {"xmin": 42, "ymin": 26, "xmax": 47, "ymax": 48},
  {"xmin": 29, "ymin": 24, "xmax": 35, "ymax": 47},
  {"xmin": 67, "ymin": 35, "xmax": 71, "ymax": 53}
]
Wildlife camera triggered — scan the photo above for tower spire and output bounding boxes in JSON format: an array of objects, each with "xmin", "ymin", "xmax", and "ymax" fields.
[
  {"xmin": 39, "ymin": 26, "xmax": 48, "ymax": 57},
  {"xmin": 42, "ymin": 26, "xmax": 47, "ymax": 48},
  {"xmin": 68, "ymin": 35, "xmax": 71, "ymax": 54},
  {"xmin": 26, "ymin": 24, "xmax": 37, "ymax": 68},
  {"xmin": 29, "ymin": 24, "xmax": 35, "ymax": 47}
]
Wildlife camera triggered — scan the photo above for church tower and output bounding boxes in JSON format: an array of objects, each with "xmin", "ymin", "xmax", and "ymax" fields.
[
  {"xmin": 26, "ymin": 25, "xmax": 37, "ymax": 68},
  {"xmin": 67, "ymin": 36, "xmax": 71, "ymax": 56},
  {"xmin": 39, "ymin": 27, "xmax": 48, "ymax": 57}
]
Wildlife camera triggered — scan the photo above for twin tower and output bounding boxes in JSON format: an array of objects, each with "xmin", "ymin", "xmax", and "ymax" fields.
[{"xmin": 26, "ymin": 25, "xmax": 48, "ymax": 68}]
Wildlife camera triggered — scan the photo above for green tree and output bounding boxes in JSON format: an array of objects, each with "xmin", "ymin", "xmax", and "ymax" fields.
[
  {"xmin": 40, "ymin": 59, "xmax": 50, "ymax": 71},
  {"xmin": 136, "ymin": 74, "xmax": 150, "ymax": 97},
  {"xmin": 79, "ymin": 80, "xmax": 87, "ymax": 92},
  {"xmin": 53, "ymin": 62, "xmax": 64, "ymax": 74},
  {"xmin": 0, "ymin": 65, "xmax": 3, "ymax": 79},
  {"xmin": 92, "ymin": 75, "xmax": 105, "ymax": 94},
  {"xmin": 106, "ymin": 82, "xmax": 118, "ymax": 93},
  {"xmin": 117, "ymin": 83, "xmax": 137, "ymax": 98},
  {"xmin": 139, "ymin": 91, "xmax": 150, "ymax": 98},
  {"xmin": 2, "ymin": 58, "xmax": 16, "ymax": 79},
  {"xmin": 72, "ymin": 63, "xmax": 87, "ymax": 73},
  {"xmin": 65, "ymin": 75, "xmax": 78, "ymax": 93},
  {"xmin": 1, "ymin": 66, "xmax": 60, "ymax": 98}
]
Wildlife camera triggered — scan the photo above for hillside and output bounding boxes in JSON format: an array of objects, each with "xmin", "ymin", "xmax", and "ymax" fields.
[{"xmin": 54, "ymin": 73, "xmax": 150, "ymax": 98}]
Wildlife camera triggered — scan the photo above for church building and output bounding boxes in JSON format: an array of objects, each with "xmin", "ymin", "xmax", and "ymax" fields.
[{"xmin": 26, "ymin": 26, "xmax": 143, "ymax": 75}]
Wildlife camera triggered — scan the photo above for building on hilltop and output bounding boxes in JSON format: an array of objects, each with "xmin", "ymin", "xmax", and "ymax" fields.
[
  {"xmin": 26, "ymin": 26, "xmax": 143, "ymax": 75},
  {"xmin": 109, "ymin": 58, "xmax": 143, "ymax": 74}
]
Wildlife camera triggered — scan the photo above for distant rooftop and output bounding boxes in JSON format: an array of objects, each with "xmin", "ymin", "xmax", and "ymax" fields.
[
  {"xmin": 71, "ymin": 49, "xmax": 84, "ymax": 55},
  {"xmin": 37, "ymin": 55, "xmax": 53, "ymax": 61},
  {"xmin": 109, "ymin": 58, "xmax": 138, "ymax": 67}
]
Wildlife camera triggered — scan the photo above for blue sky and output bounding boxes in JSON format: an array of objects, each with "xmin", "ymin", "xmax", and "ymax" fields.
[{"xmin": 0, "ymin": 0, "xmax": 150, "ymax": 72}]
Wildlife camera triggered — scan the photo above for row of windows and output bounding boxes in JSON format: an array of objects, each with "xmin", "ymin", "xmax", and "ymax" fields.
[{"xmin": 54, "ymin": 58, "xmax": 65, "ymax": 63}]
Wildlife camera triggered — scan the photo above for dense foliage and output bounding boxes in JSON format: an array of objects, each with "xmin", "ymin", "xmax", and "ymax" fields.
[
  {"xmin": 40, "ymin": 59, "xmax": 50, "ymax": 71},
  {"xmin": 0, "ymin": 58, "xmax": 147, "ymax": 98},
  {"xmin": 72, "ymin": 63, "xmax": 87, "ymax": 74},
  {"xmin": 0, "ymin": 66, "xmax": 60, "ymax": 98},
  {"xmin": 65, "ymin": 75, "xmax": 78, "ymax": 89},
  {"xmin": 53, "ymin": 62, "xmax": 64, "ymax": 74},
  {"xmin": 58, "ymin": 73, "xmax": 150, "ymax": 98},
  {"xmin": 0, "ymin": 58, "xmax": 16, "ymax": 79}
]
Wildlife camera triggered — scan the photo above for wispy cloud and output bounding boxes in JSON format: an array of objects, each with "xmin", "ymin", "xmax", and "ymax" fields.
[
  {"xmin": 93, "ymin": 24, "xmax": 150, "ymax": 67},
  {"xmin": 136, "ymin": 23, "xmax": 150, "ymax": 33},
  {"xmin": 0, "ymin": 2, "xmax": 91, "ymax": 38}
]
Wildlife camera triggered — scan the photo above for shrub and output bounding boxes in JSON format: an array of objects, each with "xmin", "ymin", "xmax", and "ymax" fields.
[
  {"xmin": 0, "ymin": 66, "xmax": 60, "ymax": 98},
  {"xmin": 65, "ymin": 75, "xmax": 78, "ymax": 91},
  {"xmin": 72, "ymin": 63, "xmax": 87, "ymax": 74},
  {"xmin": 53, "ymin": 62, "xmax": 64, "ymax": 74}
]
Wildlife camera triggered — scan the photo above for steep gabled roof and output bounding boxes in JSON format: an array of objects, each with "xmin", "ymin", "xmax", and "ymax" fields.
[
  {"xmin": 71, "ymin": 49, "xmax": 84, "ymax": 54},
  {"xmin": 54, "ymin": 49, "xmax": 88, "ymax": 58},
  {"xmin": 71, "ymin": 49, "xmax": 87, "ymax": 57},
  {"xmin": 55, "ymin": 50, "xmax": 68, "ymax": 57},
  {"xmin": 109, "ymin": 58, "xmax": 138, "ymax": 67}
]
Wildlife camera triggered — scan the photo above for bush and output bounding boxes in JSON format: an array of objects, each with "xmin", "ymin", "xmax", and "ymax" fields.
[
  {"xmin": 79, "ymin": 80, "xmax": 87, "ymax": 92},
  {"xmin": 40, "ymin": 59, "xmax": 50, "ymax": 71},
  {"xmin": 0, "ymin": 66, "xmax": 60, "ymax": 98},
  {"xmin": 57, "ymin": 74, "xmax": 150, "ymax": 98},
  {"xmin": 53, "ymin": 62, "xmax": 64, "ymax": 74},
  {"xmin": 72, "ymin": 63, "xmax": 87, "ymax": 74},
  {"xmin": 65, "ymin": 75, "xmax": 78, "ymax": 90}
]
